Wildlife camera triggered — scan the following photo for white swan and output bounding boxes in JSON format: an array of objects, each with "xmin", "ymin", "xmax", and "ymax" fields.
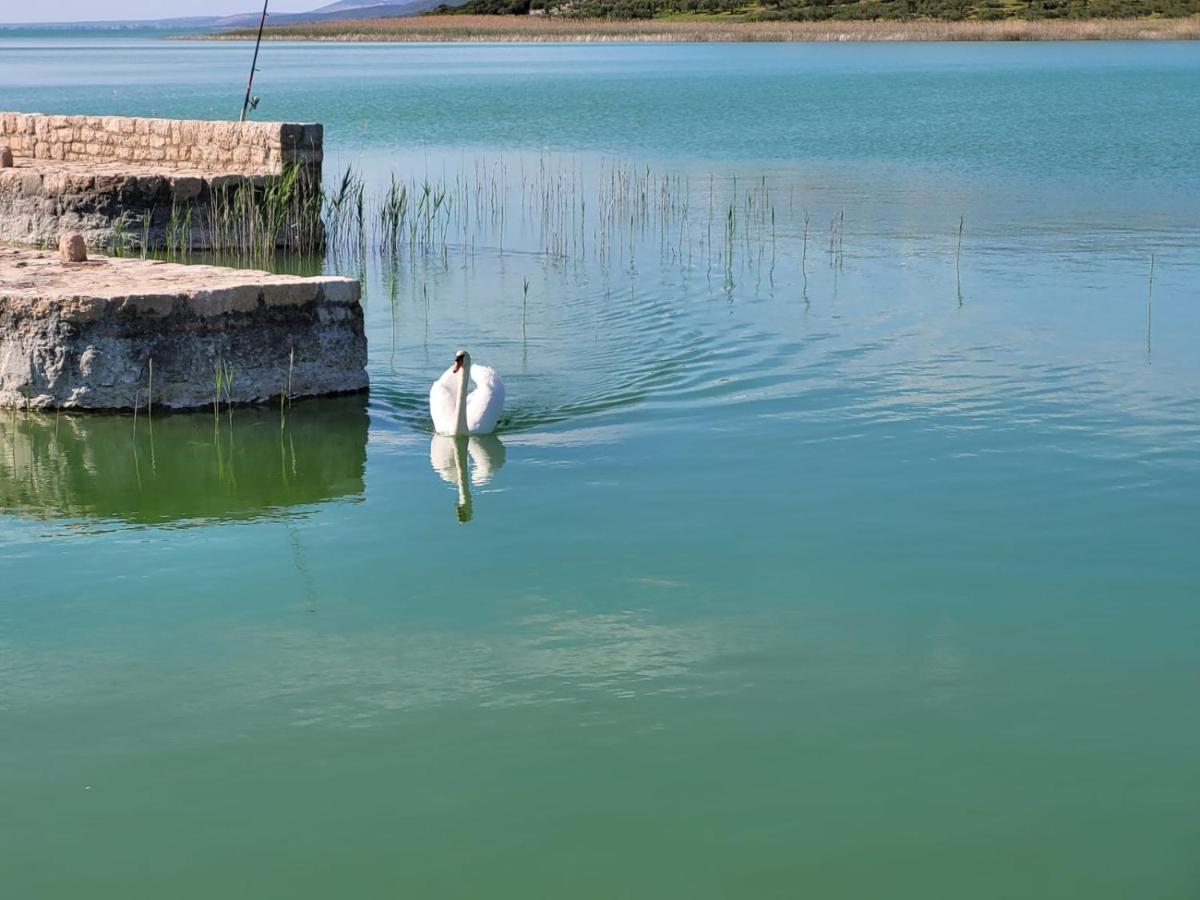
[{"xmin": 429, "ymin": 349, "xmax": 505, "ymax": 436}]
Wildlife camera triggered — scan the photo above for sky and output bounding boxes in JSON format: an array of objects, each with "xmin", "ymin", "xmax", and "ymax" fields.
[{"xmin": 0, "ymin": 1, "xmax": 318, "ymax": 24}]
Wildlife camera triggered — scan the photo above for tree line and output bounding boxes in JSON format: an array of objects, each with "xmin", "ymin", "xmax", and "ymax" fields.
[{"xmin": 429, "ymin": 0, "xmax": 1200, "ymax": 20}]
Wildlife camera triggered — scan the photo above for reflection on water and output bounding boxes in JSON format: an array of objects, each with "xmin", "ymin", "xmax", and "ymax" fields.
[
  {"xmin": 429, "ymin": 434, "xmax": 507, "ymax": 523},
  {"xmin": 0, "ymin": 396, "xmax": 368, "ymax": 526},
  {"xmin": 224, "ymin": 606, "xmax": 727, "ymax": 725}
]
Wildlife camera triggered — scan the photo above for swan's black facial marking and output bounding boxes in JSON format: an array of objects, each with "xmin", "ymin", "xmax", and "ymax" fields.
[{"xmin": 453, "ymin": 349, "xmax": 466, "ymax": 374}]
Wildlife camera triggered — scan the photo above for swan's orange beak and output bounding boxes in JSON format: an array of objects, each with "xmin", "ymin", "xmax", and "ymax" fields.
[{"xmin": 452, "ymin": 361, "xmax": 462, "ymax": 374}]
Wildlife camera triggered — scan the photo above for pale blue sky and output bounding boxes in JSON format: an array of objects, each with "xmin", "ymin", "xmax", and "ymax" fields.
[{"xmin": 2, "ymin": 1, "xmax": 317, "ymax": 24}]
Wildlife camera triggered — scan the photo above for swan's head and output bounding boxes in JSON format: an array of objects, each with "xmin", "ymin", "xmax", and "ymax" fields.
[{"xmin": 452, "ymin": 348, "xmax": 471, "ymax": 374}]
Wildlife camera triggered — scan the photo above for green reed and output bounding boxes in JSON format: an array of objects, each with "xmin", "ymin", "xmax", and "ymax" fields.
[
  {"xmin": 165, "ymin": 203, "xmax": 194, "ymax": 259},
  {"xmin": 110, "ymin": 217, "xmax": 130, "ymax": 257},
  {"xmin": 213, "ymin": 360, "xmax": 235, "ymax": 419},
  {"xmin": 280, "ymin": 154, "xmax": 863, "ymax": 308},
  {"xmin": 325, "ymin": 165, "xmax": 365, "ymax": 256},
  {"xmin": 378, "ymin": 174, "xmax": 409, "ymax": 255},
  {"xmin": 206, "ymin": 162, "xmax": 324, "ymax": 267}
]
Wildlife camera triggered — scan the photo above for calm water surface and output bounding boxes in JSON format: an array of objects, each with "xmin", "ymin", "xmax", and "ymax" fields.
[{"xmin": 2, "ymin": 36, "xmax": 1199, "ymax": 898}]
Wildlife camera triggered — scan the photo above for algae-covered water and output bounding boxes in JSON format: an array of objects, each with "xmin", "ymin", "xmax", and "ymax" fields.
[{"xmin": 2, "ymin": 36, "xmax": 1199, "ymax": 898}]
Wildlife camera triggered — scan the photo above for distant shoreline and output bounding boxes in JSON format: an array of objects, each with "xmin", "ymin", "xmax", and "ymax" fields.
[{"xmin": 189, "ymin": 15, "xmax": 1200, "ymax": 43}]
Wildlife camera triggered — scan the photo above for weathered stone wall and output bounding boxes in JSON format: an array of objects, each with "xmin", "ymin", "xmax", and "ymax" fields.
[
  {"xmin": 0, "ymin": 248, "xmax": 366, "ymax": 411},
  {"xmin": 0, "ymin": 112, "xmax": 322, "ymax": 175},
  {"xmin": 0, "ymin": 165, "xmax": 312, "ymax": 251},
  {"xmin": 0, "ymin": 112, "xmax": 323, "ymax": 251}
]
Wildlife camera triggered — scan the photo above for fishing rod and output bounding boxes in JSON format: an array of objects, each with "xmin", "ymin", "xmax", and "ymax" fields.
[{"xmin": 239, "ymin": 0, "xmax": 269, "ymax": 122}]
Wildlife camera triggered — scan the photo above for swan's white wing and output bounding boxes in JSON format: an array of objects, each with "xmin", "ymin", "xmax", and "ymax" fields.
[
  {"xmin": 429, "ymin": 365, "xmax": 458, "ymax": 435},
  {"xmin": 467, "ymin": 434, "xmax": 507, "ymax": 486},
  {"xmin": 466, "ymin": 364, "xmax": 506, "ymax": 435}
]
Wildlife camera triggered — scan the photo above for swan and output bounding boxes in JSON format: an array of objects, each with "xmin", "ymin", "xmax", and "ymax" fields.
[{"xmin": 429, "ymin": 349, "xmax": 505, "ymax": 436}]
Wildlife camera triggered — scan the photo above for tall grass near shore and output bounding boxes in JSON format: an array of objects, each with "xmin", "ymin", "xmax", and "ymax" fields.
[
  {"xmin": 207, "ymin": 163, "xmax": 324, "ymax": 265},
  {"xmin": 106, "ymin": 163, "xmax": 323, "ymax": 266},
  {"xmin": 127, "ymin": 154, "xmax": 911, "ymax": 291},
  {"xmin": 118, "ymin": 152, "xmax": 959, "ymax": 299},
  {"xmin": 322, "ymin": 154, "xmax": 862, "ymax": 300}
]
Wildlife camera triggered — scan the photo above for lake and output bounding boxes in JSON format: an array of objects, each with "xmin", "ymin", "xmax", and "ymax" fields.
[{"xmin": 1, "ymin": 34, "xmax": 1199, "ymax": 898}]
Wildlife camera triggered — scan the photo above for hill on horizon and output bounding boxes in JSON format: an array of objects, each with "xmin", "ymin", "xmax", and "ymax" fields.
[{"xmin": 0, "ymin": 1, "xmax": 441, "ymax": 30}]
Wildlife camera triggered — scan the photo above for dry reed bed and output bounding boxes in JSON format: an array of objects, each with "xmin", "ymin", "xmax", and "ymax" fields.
[{"xmin": 208, "ymin": 15, "xmax": 1200, "ymax": 42}]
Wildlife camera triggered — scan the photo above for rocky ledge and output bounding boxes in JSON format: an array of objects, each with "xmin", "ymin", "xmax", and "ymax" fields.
[{"xmin": 0, "ymin": 246, "xmax": 367, "ymax": 411}]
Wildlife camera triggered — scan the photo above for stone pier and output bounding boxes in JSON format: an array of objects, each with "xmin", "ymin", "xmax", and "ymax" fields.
[
  {"xmin": 0, "ymin": 246, "xmax": 366, "ymax": 411},
  {"xmin": 0, "ymin": 112, "xmax": 323, "ymax": 252}
]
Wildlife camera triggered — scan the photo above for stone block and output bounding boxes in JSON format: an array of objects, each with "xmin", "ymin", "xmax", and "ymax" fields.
[
  {"xmin": 312, "ymin": 278, "xmax": 361, "ymax": 306},
  {"xmin": 114, "ymin": 293, "xmax": 178, "ymax": 317},
  {"xmin": 301, "ymin": 123, "xmax": 323, "ymax": 148},
  {"xmin": 60, "ymin": 296, "xmax": 107, "ymax": 324},
  {"xmin": 171, "ymin": 176, "xmax": 203, "ymax": 203},
  {"xmin": 188, "ymin": 285, "xmax": 262, "ymax": 316},
  {"xmin": 263, "ymin": 282, "xmax": 319, "ymax": 307},
  {"xmin": 59, "ymin": 232, "xmax": 87, "ymax": 262},
  {"xmin": 14, "ymin": 170, "xmax": 42, "ymax": 194},
  {"xmin": 280, "ymin": 123, "xmax": 303, "ymax": 148}
]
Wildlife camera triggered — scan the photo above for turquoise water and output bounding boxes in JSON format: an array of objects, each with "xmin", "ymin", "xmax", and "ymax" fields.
[{"xmin": 3, "ymin": 36, "xmax": 1200, "ymax": 898}]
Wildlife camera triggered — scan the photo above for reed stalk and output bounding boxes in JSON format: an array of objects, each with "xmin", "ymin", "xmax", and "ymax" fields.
[{"xmin": 1147, "ymin": 254, "xmax": 1155, "ymax": 355}]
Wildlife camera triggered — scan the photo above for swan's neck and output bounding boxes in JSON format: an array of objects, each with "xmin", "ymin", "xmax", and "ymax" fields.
[{"xmin": 453, "ymin": 364, "xmax": 470, "ymax": 436}]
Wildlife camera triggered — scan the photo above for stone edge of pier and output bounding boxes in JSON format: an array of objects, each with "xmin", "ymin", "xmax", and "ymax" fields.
[{"xmin": 0, "ymin": 247, "xmax": 367, "ymax": 412}]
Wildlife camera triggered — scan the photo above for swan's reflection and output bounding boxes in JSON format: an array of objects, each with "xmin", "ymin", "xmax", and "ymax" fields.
[{"xmin": 429, "ymin": 434, "xmax": 507, "ymax": 523}]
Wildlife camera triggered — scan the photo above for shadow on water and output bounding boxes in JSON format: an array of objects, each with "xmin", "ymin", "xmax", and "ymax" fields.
[
  {"xmin": 429, "ymin": 434, "xmax": 506, "ymax": 524},
  {"xmin": 0, "ymin": 395, "xmax": 368, "ymax": 527}
]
